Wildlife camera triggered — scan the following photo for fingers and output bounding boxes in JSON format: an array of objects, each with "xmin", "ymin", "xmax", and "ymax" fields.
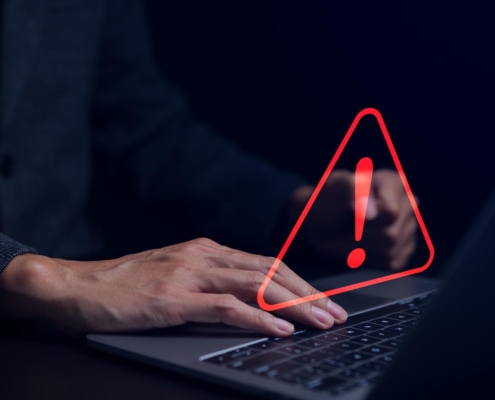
[
  {"xmin": 198, "ymin": 268, "xmax": 342, "ymax": 329},
  {"xmin": 367, "ymin": 170, "xmax": 406, "ymax": 226},
  {"xmin": 179, "ymin": 293, "xmax": 295, "ymax": 337},
  {"xmin": 170, "ymin": 239, "xmax": 347, "ymax": 324},
  {"xmin": 222, "ymin": 251, "xmax": 347, "ymax": 322},
  {"xmin": 324, "ymin": 170, "xmax": 355, "ymax": 204},
  {"xmin": 194, "ymin": 245, "xmax": 348, "ymax": 324},
  {"xmin": 365, "ymin": 219, "xmax": 417, "ymax": 269},
  {"xmin": 365, "ymin": 194, "xmax": 416, "ymax": 246}
]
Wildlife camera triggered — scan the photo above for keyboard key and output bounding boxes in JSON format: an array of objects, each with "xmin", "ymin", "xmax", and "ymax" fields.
[
  {"xmin": 275, "ymin": 376, "xmax": 302, "ymax": 386},
  {"xmin": 302, "ymin": 365, "xmax": 333, "ymax": 376},
  {"xmin": 293, "ymin": 354, "xmax": 324, "ymax": 365},
  {"xmin": 341, "ymin": 352, "xmax": 374, "ymax": 363},
  {"xmin": 298, "ymin": 339, "xmax": 330, "ymax": 349},
  {"xmin": 248, "ymin": 341, "xmax": 280, "ymax": 351},
  {"xmin": 338, "ymin": 328, "xmax": 368, "ymax": 337},
  {"xmin": 353, "ymin": 323, "xmax": 383, "ymax": 331},
  {"xmin": 369, "ymin": 317, "xmax": 401, "ymax": 326},
  {"xmin": 323, "ymin": 358, "xmax": 354, "ymax": 369},
  {"xmin": 402, "ymin": 301, "xmax": 421, "ymax": 308},
  {"xmin": 296, "ymin": 369, "xmax": 318, "ymax": 380},
  {"xmin": 384, "ymin": 325, "xmax": 411, "ymax": 335},
  {"xmin": 387, "ymin": 313, "xmax": 415, "ymax": 321},
  {"xmin": 283, "ymin": 370, "xmax": 317, "ymax": 385},
  {"xmin": 350, "ymin": 336, "xmax": 381, "ymax": 345},
  {"xmin": 337, "ymin": 367, "xmax": 370, "ymax": 380},
  {"xmin": 228, "ymin": 351, "xmax": 287, "ymax": 371},
  {"xmin": 270, "ymin": 336, "xmax": 302, "ymax": 345},
  {"xmin": 305, "ymin": 377, "xmax": 326, "ymax": 389},
  {"xmin": 258, "ymin": 362, "xmax": 298, "ymax": 378},
  {"xmin": 376, "ymin": 354, "xmax": 395, "ymax": 364},
  {"xmin": 401, "ymin": 320, "xmax": 420, "ymax": 328},
  {"xmin": 368, "ymin": 330, "xmax": 400, "ymax": 339},
  {"xmin": 334, "ymin": 341, "xmax": 364, "ymax": 351},
  {"xmin": 275, "ymin": 375, "xmax": 304, "ymax": 386},
  {"xmin": 360, "ymin": 345, "xmax": 392, "ymax": 356},
  {"xmin": 380, "ymin": 339, "xmax": 404, "ymax": 349},
  {"xmin": 225, "ymin": 348, "xmax": 259, "ymax": 358},
  {"xmin": 311, "ymin": 376, "xmax": 346, "ymax": 392},
  {"xmin": 313, "ymin": 363, "xmax": 343, "ymax": 374},
  {"xmin": 309, "ymin": 347, "xmax": 345, "ymax": 359},
  {"xmin": 277, "ymin": 345, "xmax": 308, "ymax": 355},
  {"xmin": 360, "ymin": 361, "xmax": 388, "ymax": 372},
  {"xmin": 293, "ymin": 329, "xmax": 324, "ymax": 339},
  {"xmin": 318, "ymin": 333, "xmax": 348, "ymax": 343},
  {"xmin": 412, "ymin": 295, "xmax": 433, "ymax": 305},
  {"xmin": 403, "ymin": 308, "xmax": 424, "ymax": 316},
  {"xmin": 204, "ymin": 354, "xmax": 232, "ymax": 365}
]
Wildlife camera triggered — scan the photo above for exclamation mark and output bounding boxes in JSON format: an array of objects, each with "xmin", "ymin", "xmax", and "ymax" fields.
[{"xmin": 347, "ymin": 157, "xmax": 373, "ymax": 269}]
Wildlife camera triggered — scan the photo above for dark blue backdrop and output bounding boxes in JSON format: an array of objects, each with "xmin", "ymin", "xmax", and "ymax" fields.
[{"xmin": 144, "ymin": 0, "xmax": 495, "ymax": 275}]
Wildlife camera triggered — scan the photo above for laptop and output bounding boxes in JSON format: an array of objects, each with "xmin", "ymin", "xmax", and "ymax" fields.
[{"xmin": 87, "ymin": 187, "xmax": 495, "ymax": 399}]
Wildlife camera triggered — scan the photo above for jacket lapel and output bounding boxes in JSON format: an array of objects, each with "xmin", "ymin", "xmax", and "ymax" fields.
[{"xmin": 1, "ymin": 0, "xmax": 46, "ymax": 129}]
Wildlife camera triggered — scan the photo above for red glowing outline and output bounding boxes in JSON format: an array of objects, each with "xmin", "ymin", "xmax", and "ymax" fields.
[{"xmin": 257, "ymin": 108, "xmax": 435, "ymax": 311}]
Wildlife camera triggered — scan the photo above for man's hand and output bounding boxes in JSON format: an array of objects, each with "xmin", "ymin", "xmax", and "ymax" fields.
[
  {"xmin": 0, "ymin": 238, "xmax": 347, "ymax": 337},
  {"xmin": 288, "ymin": 169, "xmax": 417, "ymax": 270}
]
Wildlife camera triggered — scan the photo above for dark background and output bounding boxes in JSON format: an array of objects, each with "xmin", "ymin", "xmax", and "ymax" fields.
[
  {"xmin": 143, "ymin": 0, "xmax": 495, "ymax": 277},
  {"xmin": 2, "ymin": 2, "xmax": 494, "ymax": 400}
]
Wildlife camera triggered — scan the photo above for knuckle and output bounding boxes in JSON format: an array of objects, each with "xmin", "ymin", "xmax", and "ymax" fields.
[
  {"xmin": 247, "ymin": 271, "xmax": 265, "ymax": 291},
  {"xmin": 146, "ymin": 248, "xmax": 167, "ymax": 262},
  {"xmin": 216, "ymin": 294, "xmax": 238, "ymax": 314},
  {"xmin": 377, "ymin": 169, "xmax": 399, "ymax": 180},
  {"xmin": 195, "ymin": 237, "xmax": 217, "ymax": 246},
  {"xmin": 151, "ymin": 281, "xmax": 174, "ymax": 296},
  {"xmin": 261, "ymin": 256, "xmax": 278, "ymax": 273},
  {"xmin": 383, "ymin": 227, "xmax": 399, "ymax": 244},
  {"xmin": 181, "ymin": 241, "xmax": 206, "ymax": 253},
  {"xmin": 292, "ymin": 302, "xmax": 311, "ymax": 315},
  {"xmin": 272, "ymin": 260, "xmax": 289, "ymax": 278},
  {"xmin": 263, "ymin": 256, "xmax": 277, "ymax": 271},
  {"xmin": 184, "ymin": 242, "xmax": 202, "ymax": 252},
  {"xmin": 253, "ymin": 310, "xmax": 268, "ymax": 328},
  {"xmin": 161, "ymin": 297, "xmax": 188, "ymax": 325},
  {"xmin": 408, "ymin": 220, "xmax": 419, "ymax": 234}
]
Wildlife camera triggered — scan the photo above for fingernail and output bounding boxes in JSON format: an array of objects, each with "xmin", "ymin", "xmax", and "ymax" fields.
[
  {"xmin": 327, "ymin": 300, "xmax": 348, "ymax": 323},
  {"xmin": 311, "ymin": 306, "xmax": 333, "ymax": 326},
  {"xmin": 274, "ymin": 317, "xmax": 294, "ymax": 334}
]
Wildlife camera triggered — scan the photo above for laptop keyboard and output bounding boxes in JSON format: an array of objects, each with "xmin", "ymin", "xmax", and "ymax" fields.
[{"xmin": 202, "ymin": 291, "xmax": 436, "ymax": 396}]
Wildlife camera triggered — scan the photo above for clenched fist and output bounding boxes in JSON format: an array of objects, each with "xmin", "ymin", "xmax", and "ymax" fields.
[{"xmin": 288, "ymin": 169, "xmax": 418, "ymax": 270}]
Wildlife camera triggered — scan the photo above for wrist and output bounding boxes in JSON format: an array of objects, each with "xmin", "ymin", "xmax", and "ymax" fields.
[{"xmin": 0, "ymin": 253, "xmax": 60, "ymax": 321}]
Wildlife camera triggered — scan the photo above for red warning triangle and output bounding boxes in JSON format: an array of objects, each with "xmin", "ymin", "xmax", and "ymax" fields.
[{"xmin": 257, "ymin": 108, "xmax": 434, "ymax": 311}]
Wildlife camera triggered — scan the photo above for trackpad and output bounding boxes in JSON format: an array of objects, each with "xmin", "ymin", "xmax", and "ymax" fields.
[{"xmin": 323, "ymin": 291, "xmax": 393, "ymax": 315}]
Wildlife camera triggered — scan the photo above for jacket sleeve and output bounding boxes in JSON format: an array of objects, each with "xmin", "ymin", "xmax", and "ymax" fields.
[
  {"xmin": 91, "ymin": 0, "xmax": 307, "ymax": 253},
  {"xmin": 0, "ymin": 233, "xmax": 37, "ymax": 274}
]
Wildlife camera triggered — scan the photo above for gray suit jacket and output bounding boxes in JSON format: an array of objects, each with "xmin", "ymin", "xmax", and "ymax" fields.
[{"xmin": 0, "ymin": 0, "xmax": 303, "ymax": 265}]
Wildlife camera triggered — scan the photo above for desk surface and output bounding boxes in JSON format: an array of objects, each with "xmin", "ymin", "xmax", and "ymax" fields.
[{"xmin": 0, "ymin": 320, "xmax": 491, "ymax": 400}]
